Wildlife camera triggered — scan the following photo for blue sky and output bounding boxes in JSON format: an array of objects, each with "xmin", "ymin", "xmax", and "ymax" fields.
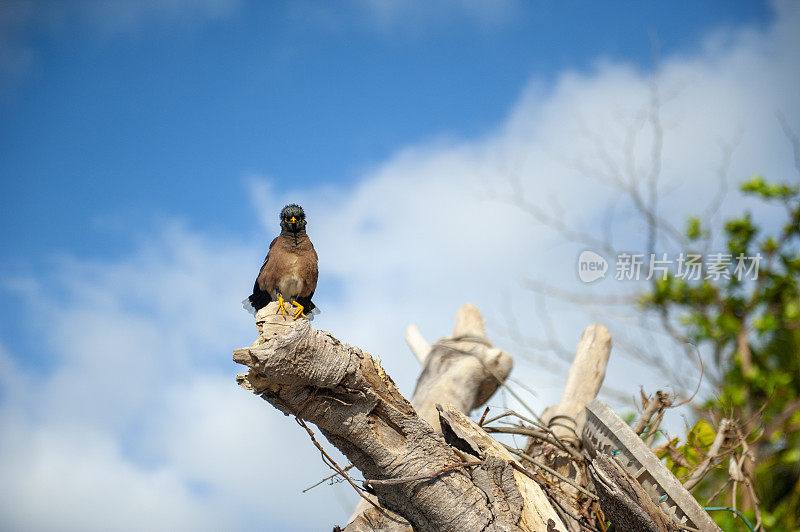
[
  {"xmin": 1, "ymin": 1, "xmax": 797, "ymax": 530},
  {"xmin": 0, "ymin": 0, "xmax": 773, "ymax": 358},
  {"xmin": 0, "ymin": 1, "xmax": 771, "ymax": 261}
]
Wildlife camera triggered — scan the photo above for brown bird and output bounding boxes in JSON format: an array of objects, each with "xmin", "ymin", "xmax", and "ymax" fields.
[{"xmin": 244, "ymin": 204, "xmax": 319, "ymax": 320}]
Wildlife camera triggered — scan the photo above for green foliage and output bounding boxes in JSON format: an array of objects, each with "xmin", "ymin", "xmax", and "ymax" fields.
[
  {"xmin": 621, "ymin": 411, "xmax": 637, "ymax": 426},
  {"xmin": 740, "ymin": 174, "xmax": 800, "ymax": 200},
  {"xmin": 643, "ymin": 174, "xmax": 800, "ymax": 530},
  {"xmin": 687, "ymin": 216, "xmax": 707, "ymax": 241},
  {"xmin": 657, "ymin": 420, "xmax": 718, "ymax": 480}
]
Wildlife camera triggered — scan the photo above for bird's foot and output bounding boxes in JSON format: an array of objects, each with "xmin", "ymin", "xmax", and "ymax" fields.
[
  {"xmin": 291, "ymin": 301, "xmax": 307, "ymax": 320},
  {"xmin": 277, "ymin": 296, "xmax": 288, "ymax": 317}
]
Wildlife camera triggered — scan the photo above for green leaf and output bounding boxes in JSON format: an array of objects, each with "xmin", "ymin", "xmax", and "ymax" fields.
[
  {"xmin": 781, "ymin": 447, "xmax": 800, "ymax": 465},
  {"xmin": 687, "ymin": 420, "xmax": 716, "ymax": 450},
  {"xmin": 687, "ymin": 216, "xmax": 703, "ymax": 240},
  {"xmin": 754, "ymin": 313, "xmax": 779, "ymax": 333}
]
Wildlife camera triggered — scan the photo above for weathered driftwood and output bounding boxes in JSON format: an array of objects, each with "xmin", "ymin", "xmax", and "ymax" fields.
[
  {"xmin": 347, "ymin": 303, "xmax": 516, "ymax": 531},
  {"xmin": 234, "ymin": 301, "xmax": 564, "ymax": 532}
]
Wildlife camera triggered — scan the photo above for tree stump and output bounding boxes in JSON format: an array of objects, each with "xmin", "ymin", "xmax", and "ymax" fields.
[{"xmin": 234, "ymin": 302, "xmax": 565, "ymax": 532}]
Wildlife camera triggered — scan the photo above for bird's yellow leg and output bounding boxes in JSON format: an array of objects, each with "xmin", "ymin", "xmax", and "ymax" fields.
[
  {"xmin": 291, "ymin": 300, "xmax": 307, "ymax": 320},
  {"xmin": 277, "ymin": 296, "xmax": 288, "ymax": 317}
]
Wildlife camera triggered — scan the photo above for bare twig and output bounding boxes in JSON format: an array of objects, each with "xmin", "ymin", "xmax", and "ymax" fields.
[
  {"xmin": 672, "ymin": 345, "xmax": 704, "ymax": 408},
  {"xmin": 645, "ymin": 408, "xmax": 667, "ymax": 448},
  {"xmin": 735, "ymin": 425, "xmax": 763, "ymax": 531},
  {"xmin": 504, "ymin": 445, "xmax": 598, "ymax": 500},
  {"xmin": 478, "ymin": 406, "xmax": 490, "ymax": 426},
  {"xmin": 777, "ymin": 111, "xmax": 800, "ymax": 176},
  {"xmin": 294, "ymin": 416, "xmax": 383, "ymax": 512},
  {"xmin": 705, "ymin": 478, "xmax": 732, "ymax": 506},
  {"xmin": 303, "ymin": 464, "xmax": 355, "ymax": 493},
  {"xmin": 486, "ymin": 425, "xmax": 583, "ymax": 462},
  {"xmin": 633, "ymin": 390, "xmax": 672, "ymax": 436}
]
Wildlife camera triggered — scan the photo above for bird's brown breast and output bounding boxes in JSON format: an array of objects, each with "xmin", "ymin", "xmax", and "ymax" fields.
[{"xmin": 256, "ymin": 233, "xmax": 318, "ymax": 300}]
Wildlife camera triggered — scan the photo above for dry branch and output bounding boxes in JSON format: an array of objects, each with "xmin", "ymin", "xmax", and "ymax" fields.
[
  {"xmin": 347, "ymin": 303, "xmax": 525, "ymax": 530},
  {"xmin": 411, "ymin": 303, "xmax": 514, "ymax": 433},
  {"xmin": 437, "ymin": 404, "xmax": 568, "ymax": 532},
  {"xmin": 682, "ymin": 418, "xmax": 731, "ymax": 491},
  {"xmin": 540, "ymin": 323, "xmax": 612, "ymax": 444},
  {"xmin": 234, "ymin": 302, "xmax": 564, "ymax": 532},
  {"xmin": 633, "ymin": 391, "xmax": 673, "ymax": 437},
  {"xmin": 522, "ymin": 324, "xmax": 612, "ymax": 531}
]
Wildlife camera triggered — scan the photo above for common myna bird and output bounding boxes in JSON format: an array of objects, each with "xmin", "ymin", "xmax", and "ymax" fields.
[{"xmin": 244, "ymin": 204, "xmax": 319, "ymax": 320}]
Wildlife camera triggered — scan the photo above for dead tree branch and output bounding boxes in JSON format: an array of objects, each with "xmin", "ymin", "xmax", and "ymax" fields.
[{"xmin": 235, "ymin": 301, "xmax": 565, "ymax": 532}]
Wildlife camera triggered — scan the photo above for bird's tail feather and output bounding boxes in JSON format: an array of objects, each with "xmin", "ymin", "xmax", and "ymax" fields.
[{"xmin": 241, "ymin": 297, "xmax": 256, "ymax": 316}]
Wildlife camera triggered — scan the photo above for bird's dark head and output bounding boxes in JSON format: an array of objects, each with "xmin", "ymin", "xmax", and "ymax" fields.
[{"xmin": 280, "ymin": 204, "xmax": 307, "ymax": 233}]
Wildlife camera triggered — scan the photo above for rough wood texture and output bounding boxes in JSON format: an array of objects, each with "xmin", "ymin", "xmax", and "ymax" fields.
[
  {"xmin": 437, "ymin": 404, "xmax": 568, "ymax": 532},
  {"xmin": 343, "ymin": 504, "xmax": 409, "ymax": 532},
  {"xmin": 348, "ymin": 303, "xmax": 516, "ymax": 531},
  {"xmin": 589, "ymin": 454, "xmax": 681, "ymax": 532},
  {"xmin": 234, "ymin": 302, "xmax": 554, "ymax": 532}
]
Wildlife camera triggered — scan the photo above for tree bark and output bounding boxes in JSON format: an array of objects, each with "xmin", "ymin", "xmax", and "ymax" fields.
[
  {"xmin": 437, "ymin": 404, "xmax": 568, "ymax": 532},
  {"xmin": 234, "ymin": 302, "xmax": 565, "ymax": 532},
  {"xmin": 347, "ymin": 303, "xmax": 515, "ymax": 530}
]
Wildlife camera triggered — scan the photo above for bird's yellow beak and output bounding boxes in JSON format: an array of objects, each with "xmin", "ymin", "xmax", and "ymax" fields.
[{"xmin": 290, "ymin": 216, "xmax": 297, "ymax": 223}]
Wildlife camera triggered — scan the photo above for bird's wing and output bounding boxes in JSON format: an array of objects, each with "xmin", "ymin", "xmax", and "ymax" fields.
[
  {"xmin": 307, "ymin": 244, "xmax": 319, "ymax": 294},
  {"xmin": 297, "ymin": 240, "xmax": 319, "ymax": 297},
  {"xmin": 293, "ymin": 238, "xmax": 319, "ymax": 317},
  {"xmin": 254, "ymin": 237, "xmax": 279, "ymax": 292},
  {"xmin": 245, "ymin": 237, "xmax": 280, "ymax": 314}
]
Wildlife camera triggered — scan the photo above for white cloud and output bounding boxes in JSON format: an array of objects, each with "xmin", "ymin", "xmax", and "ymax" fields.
[
  {"xmin": 276, "ymin": 1, "xmax": 800, "ymax": 395},
  {"xmin": 1, "ymin": 2, "xmax": 799, "ymax": 530},
  {"xmin": 0, "ymin": 227, "xmax": 357, "ymax": 530},
  {"xmin": 0, "ymin": 417, "xmax": 216, "ymax": 532}
]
